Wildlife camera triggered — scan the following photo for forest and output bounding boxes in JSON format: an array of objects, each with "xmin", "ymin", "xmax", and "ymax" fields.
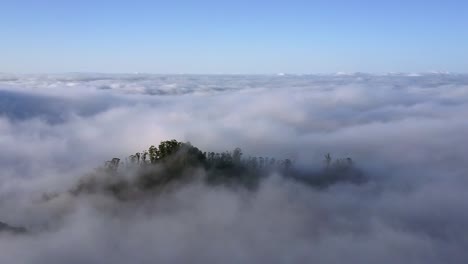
[
  {"xmin": 71, "ymin": 139, "xmax": 366, "ymax": 200},
  {"xmin": 1, "ymin": 139, "xmax": 366, "ymax": 234}
]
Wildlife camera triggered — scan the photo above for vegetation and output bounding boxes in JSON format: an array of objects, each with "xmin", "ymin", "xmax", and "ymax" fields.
[
  {"xmin": 1, "ymin": 140, "xmax": 366, "ymax": 232},
  {"xmin": 71, "ymin": 139, "xmax": 366, "ymax": 199}
]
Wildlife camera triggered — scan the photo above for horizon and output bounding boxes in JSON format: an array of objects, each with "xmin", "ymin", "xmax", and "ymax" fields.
[{"xmin": 1, "ymin": 71, "xmax": 467, "ymax": 76}]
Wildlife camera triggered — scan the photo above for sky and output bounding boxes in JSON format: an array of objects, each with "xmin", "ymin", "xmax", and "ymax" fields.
[{"xmin": 1, "ymin": 0, "xmax": 467, "ymax": 74}]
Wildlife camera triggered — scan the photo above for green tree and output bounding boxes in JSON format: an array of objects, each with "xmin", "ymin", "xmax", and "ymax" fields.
[
  {"xmin": 156, "ymin": 139, "xmax": 182, "ymax": 160},
  {"xmin": 148, "ymin": 145, "xmax": 157, "ymax": 164}
]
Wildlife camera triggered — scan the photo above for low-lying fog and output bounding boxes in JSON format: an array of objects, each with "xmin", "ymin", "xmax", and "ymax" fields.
[{"xmin": 1, "ymin": 73, "xmax": 468, "ymax": 263}]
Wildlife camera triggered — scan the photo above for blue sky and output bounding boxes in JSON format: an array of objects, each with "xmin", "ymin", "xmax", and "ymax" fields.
[{"xmin": 1, "ymin": 0, "xmax": 467, "ymax": 74}]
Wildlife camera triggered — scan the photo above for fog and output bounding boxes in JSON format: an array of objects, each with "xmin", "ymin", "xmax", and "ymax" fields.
[{"xmin": 1, "ymin": 73, "xmax": 468, "ymax": 263}]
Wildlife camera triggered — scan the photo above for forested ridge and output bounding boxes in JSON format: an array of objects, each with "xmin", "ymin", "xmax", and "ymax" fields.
[
  {"xmin": 1, "ymin": 139, "xmax": 366, "ymax": 233},
  {"xmin": 72, "ymin": 139, "xmax": 366, "ymax": 199}
]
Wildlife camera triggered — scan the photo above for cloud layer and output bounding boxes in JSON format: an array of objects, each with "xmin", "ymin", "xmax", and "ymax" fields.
[{"xmin": 1, "ymin": 73, "xmax": 468, "ymax": 263}]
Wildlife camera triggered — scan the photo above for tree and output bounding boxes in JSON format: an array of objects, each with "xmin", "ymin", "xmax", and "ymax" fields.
[
  {"xmin": 232, "ymin": 148, "xmax": 242, "ymax": 164},
  {"xmin": 156, "ymin": 139, "xmax": 182, "ymax": 160},
  {"xmin": 148, "ymin": 145, "xmax": 157, "ymax": 164},
  {"xmin": 324, "ymin": 153, "xmax": 332, "ymax": 168},
  {"xmin": 105, "ymin": 158, "xmax": 120, "ymax": 171},
  {"xmin": 141, "ymin": 151, "xmax": 148, "ymax": 164},
  {"xmin": 284, "ymin": 159, "xmax": 292, "ymax": 170}
]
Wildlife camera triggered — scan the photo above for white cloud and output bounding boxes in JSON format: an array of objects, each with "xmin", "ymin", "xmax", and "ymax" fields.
[{"xmin": 1, "ymin": 73, "xmax": 468, "ymax": 263}]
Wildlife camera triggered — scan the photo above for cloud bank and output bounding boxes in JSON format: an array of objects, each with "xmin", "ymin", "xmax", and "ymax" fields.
[{"xmin": 1, "ymin": 73, "xmax": 468, "ymax": 263}]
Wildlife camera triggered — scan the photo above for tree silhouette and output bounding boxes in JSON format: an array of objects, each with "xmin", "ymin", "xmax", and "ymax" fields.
[{"xmin": 70, "ymin": 139, "xmax": 366, "ymax": 198}]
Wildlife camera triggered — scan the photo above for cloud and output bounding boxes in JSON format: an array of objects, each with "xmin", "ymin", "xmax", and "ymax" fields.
[{"xmin": 1, "ymin": 73, "xmax": 468, "ymax": 263}]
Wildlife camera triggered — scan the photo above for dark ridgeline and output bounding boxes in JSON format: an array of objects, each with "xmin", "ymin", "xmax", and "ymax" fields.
[
  {"xmin": 3, "ymin": 140, "xmax": 367, "ymax": 233},
  {"xmin": 71, "ymin": 140, "xmax": 366, "ymax": 199},
  {"xmin": 0, "ymin": 221, "xmax": 27, "ymax": 234}
]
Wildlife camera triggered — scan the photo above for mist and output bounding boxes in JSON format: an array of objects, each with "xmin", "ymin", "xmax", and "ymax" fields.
[{"xmin": 1, "ymin": 73, "xmax": 468, "ymax": 263}]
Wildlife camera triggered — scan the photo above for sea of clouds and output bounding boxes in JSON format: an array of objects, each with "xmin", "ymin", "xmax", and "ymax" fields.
[{"xmin": 1, "ymin": 73, "xmax": 468, "ymax": 263}]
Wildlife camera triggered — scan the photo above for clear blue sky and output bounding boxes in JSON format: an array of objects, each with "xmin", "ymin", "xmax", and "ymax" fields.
[{"xmin": 1, "ymin": 0, "xmax": 467, "ymax": 74}]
